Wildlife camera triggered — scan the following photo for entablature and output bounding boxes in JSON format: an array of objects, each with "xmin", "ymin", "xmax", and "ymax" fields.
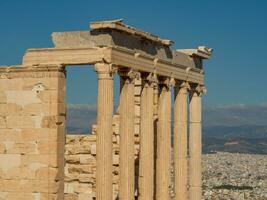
[
  {"xmin": 1, "ymin": 19, "xmax": 212, "ymax": 85},
  {"xmin": 22, "ymin": 46, "xmax": 204, "ymax": 84}
]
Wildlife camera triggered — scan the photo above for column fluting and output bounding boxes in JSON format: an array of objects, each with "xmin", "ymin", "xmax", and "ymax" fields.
[
  {"xmin": 156, "ymin": 77, "xmax": 173, "ymax": 200},
  {"xmin": 174, "ymin": 81, "xmax": 190, "ymax": 200},
  {"xmin": 119, "ymin": 69, "xmax": 136, "ymax": 200},
  {"xmin": 138, "ymin": 73, "xmax": 157, "ymax": 200},
  {"xmin": 189, "ymin": 85, "xmax": 205, "ymax": 200},
  {"xmin": 95, "ymin": 62, "xmax": 114, "ymax": 200}
]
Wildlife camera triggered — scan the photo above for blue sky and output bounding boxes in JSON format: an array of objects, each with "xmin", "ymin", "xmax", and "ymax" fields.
[{"xmin": 0, "ymin": 0, "xmax": 267, "ymax": 106}]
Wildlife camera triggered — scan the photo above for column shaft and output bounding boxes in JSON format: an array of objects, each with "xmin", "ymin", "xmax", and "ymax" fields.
[
  {"xmin": 174, "ymin": 83, "xmax": 189, "ymax": 200},
  {"xmin": 189, "ymin": 90, "xmax": 202, "ymax": 200},
  {"xmin": 95, "ymin": 63, "xmax": 114, "ymax": 200},
  {"xmin": 138, "ymin": 78, "xmax": 155, "ymax": 200},
  {"xmin": 156, "ymin": 84, "xmax": 171, "ymax": 200},
  {"xmin": 119, "ymin": 74, "xmax": 135, "ymax": 200}
]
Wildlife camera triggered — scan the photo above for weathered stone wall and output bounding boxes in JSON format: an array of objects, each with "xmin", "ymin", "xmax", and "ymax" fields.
[
  {"xmin": 64, "ymin": 117, "xmax": 118, "ymax": 200},
  {"xmin": 0, "ymin": 65, "xmax": 66, "ymax": 200},
  {"xmin": 0, "ymin": 66, "xmax": 141, "ymax": 199},
  {"xmin": 64, "ymin": 117, "xmax": 140, "ymax": 200},
  {"xmin": 64, "ymin": 78, "xmax": 142, "ymax": 200}
]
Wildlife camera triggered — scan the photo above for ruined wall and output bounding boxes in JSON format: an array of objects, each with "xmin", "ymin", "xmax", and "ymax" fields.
[
  {"xmin": 0, "ymin": 65, "xmax": 141, "ymax": 200},
  {"xmin": 64, "ymin": 117, "xmax": 118, "ymax": 200},
  {"xmin": 64, "ymin": 78, "xmax": 142, "ymax": 200},
  {"xmin": 0, "ymin": 65, "xmax": 66, "ymax": 200}
]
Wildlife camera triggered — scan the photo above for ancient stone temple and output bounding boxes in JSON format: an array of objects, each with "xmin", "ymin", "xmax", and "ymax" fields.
[{"xmin": 0, "ymin": 19, "xmax": 212, "ymax": 200}]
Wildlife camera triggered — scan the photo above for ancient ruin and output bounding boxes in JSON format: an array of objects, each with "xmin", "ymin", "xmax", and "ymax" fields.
[{"xmin": 0, "ymin": 19, "xmax": 212, "ymax": 200}]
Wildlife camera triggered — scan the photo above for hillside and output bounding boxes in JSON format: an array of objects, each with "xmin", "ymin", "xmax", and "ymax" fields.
[
  {"xmin": 203, "ymin": 125, "xmax": 267, "ymax": 154},
  {"xmin": 66, "ymin": 104, "xmax": 267, "ymax": 154}
]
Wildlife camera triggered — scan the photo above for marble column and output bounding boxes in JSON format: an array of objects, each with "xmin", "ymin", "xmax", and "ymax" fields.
[
  {"xmin": 94, "ymin": 62, "xmax": 114, "ymax": 200},
  {"xmin": 174, "ymin": 81, "xmax": 190, "ymax": 200},
  {"xmin": 119, "ymin": 69, "xmax": 136, "ymax": 200},
  {"xmin": 138, "ymin": 73, "xmax": 157, "ymax": 200},
  {"xmin": 156, "ymin": 77, "xmax": 173, "ymax": 200},
  {"xmin": 189, "ymin": 85, "xmax": 205, "ymax": 200}
]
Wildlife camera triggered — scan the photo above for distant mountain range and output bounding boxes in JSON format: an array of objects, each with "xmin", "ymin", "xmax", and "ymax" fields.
[
  {"xmin": 203, "ymin": 125, "xmax": 267, "ymax": 154},
  {"xmin": 67, "ymin": 103, "xmax": 267, "ymax": 154}
]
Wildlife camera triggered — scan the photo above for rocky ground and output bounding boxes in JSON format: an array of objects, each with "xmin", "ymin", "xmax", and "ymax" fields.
[{"xmin": 201, "ymin": 152, "xmax": 267, "ymax": 200}]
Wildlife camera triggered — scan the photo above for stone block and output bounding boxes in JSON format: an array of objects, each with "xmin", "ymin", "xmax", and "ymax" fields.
[
  {"xmin": 0, "ymin": 143, "xmax": 5, "ymax": 154},
  {"xmin": 20, "ymin": 128, "xmax": 51, "ymax": 142},
  {"xmin": 0, "ymin": 192, "xmax": 7, "ymax": 200},
  {"xmin": 7, "ymin": 103, "xmax": 22, "ymax": 116},
  {"xmin": 5, "ymin": 141, "xmax": 38, "ymax": 154},
  {"xmin": 78, "ymin": 174, "xmax": 94, "ymax": 183},
  {"xmin": 21, "ymin": 77, "xmax": 65, "ymax": 91},
  {"xmin": 0, "ymin": 79, "xmax": 8, "ymax": 90},
  {"xmin": 0, "ymin": 92, "xmax": 7, "ymax": 103},
  {"xmin": 41, "ymin": 116, "xmax": 65, "ymax": 129},
  {"xmin": 112, "ymin": 135, "xmax": 117, "ymax": 143},
  {"xmin": 112, "ymin": 125, "xmax": 119, "ymax": 135},
  {"xmin": 2, "ymin": 167, "xmax": 21, "ymax": 180},
  {"xmin": 37, "ymin": 90, "xmax": 65, "ymax": 103},
  {"xmin": 0, "ymin": 104, "xmax": 7, "ymax": 116},
  {"xmin": 79, "ymin": 154, "xmax": 93, "ymax": 165},
  {"xmin": 64, "ymin": 182, "xmax": 78, "ymax": 194},
  {"xmin": 22, "ymin": 154, "xmax": 63, "ymax": 168},
  {"xmin": 23, "ymin": 103, "xmax": 65, "ymax": 116},
  {"xmin": 134, "ymin": 117, "xmax": 140, "ymax": 124},
  {"xmin": 0, "ymin": 192, "xmax": 42, "ymax": 200},
  {"xmin": 116, "ymin": 135, "xmax": 120, "ymax": 145},
  {"xmin": 20, "ymin": 166, "xmax": 39, "ymax": 180},
  {"xmin": 47, "ymin": 192, "xmax": 65, "ymax": 200},
  {"xmin": 0, "ymin": 154, "xmax": 21, "ymax": 174},
  {"xmin": 66, "ymin": 144, "xmax": 90, "ymax": 155},
  {"xmin": 134, "ymin": 124, "xmax": 140, "ymax": 135},
  {"xmin": 65, "ymin": 155, "xmax": 80, "ymax": 164},
  {"xmin": 17, "ymin": 180, "xmax": 52, "ymax": 193},
  {"xmin": 64, "ymin": 193, "xmax": 78, "ymax": 200},
  {"xmin": 90, "ymin": 144, "xmax": 96, "ymax": 155},
  {"xmin": 6, "ymin": 116, "xmax": 42, "ymax": 129},
  {"xmin": 74, "ymin": 183, "xmax": 92, "ymax": 194},
  {"xmin": 2, "ymin": 78, "xmax": 23, "ymax": 90},
  {"xmin": 134, "ymin": 96, "xmax": 141, "ymax": 104},
  {"xmin": 1, "ymin": 180, "xmax": 20, "ymax": 192},
  {"xmin": 0, "ymin": 116, "xmax": 6, "ymax": 128},
  {"xmin": 78, "ymin": 193, "xmax": 93, "ymax": 200},
  {"xmin": 113, "ymin": 154, "xmax": 119, "ymax": 166},
  {"xmin": 64, "ymin": 172, "xmax": 80, "ymax": 182},
  {"xmin": 68, "ymin": 165, "xmax": 93, "ymax": 174},
  {"xmin": 36, "ymin": 167, "xmax": 62, "ymax": 181},
  {"xmin": 81, "ymin": 135, "xmax": 96, "ymax": 142},
  {"xmin": 37, "ymin": 141, "xmax": 65, "ymax": 155},
  {"xmin": 22, "ymin": 103, "xmax": 47, "ymax": 116},
  {"xmin": 6, "ymin": 91, "xmax": 41, "ymax": 106},
  {"xmin": 0, "ymin": 128, "xmax": 21, "ymax": 141}
]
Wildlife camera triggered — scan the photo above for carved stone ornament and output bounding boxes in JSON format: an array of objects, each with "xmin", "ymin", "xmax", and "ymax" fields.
[{"xmin": 195, "ymin": 84, "xmax": 207, "ymax": 96}]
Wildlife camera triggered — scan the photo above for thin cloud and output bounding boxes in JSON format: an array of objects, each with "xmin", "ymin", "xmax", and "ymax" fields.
[
  {"xmin": 203, "ymin": 102, "xmax": 267, "ymax": 127},
  {"xmin": 67, "ymin": 104, "xmax": 97, "ymax": 111}
]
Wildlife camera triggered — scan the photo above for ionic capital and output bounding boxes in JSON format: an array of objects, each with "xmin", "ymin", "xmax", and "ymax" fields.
[
  {"xmin": 177, "ymin": 81, "xmax": 191, "ymax": 91},
  {"xmin": 142, "ymin": 72, "xmax": 158, "ymax": 87},
  {"xmin": 158, "ymin": 77, "xmax": 175, "ymax": 90},
  {"xmin": 94, "ymin": 62, "xmax": 117, "ymax": 79},
  {"xmin": 192, "ymin": 84, "xmax": 207, "ymax": 96},
  {"xmin": 119, "ymin": 69, "xmax": 140, "ymax": 83}
]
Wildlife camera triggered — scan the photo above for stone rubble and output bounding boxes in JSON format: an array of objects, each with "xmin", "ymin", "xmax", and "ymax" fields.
[{"xmin": 65, "ymin": 132, "xmax": 267, "ymax": 200}]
